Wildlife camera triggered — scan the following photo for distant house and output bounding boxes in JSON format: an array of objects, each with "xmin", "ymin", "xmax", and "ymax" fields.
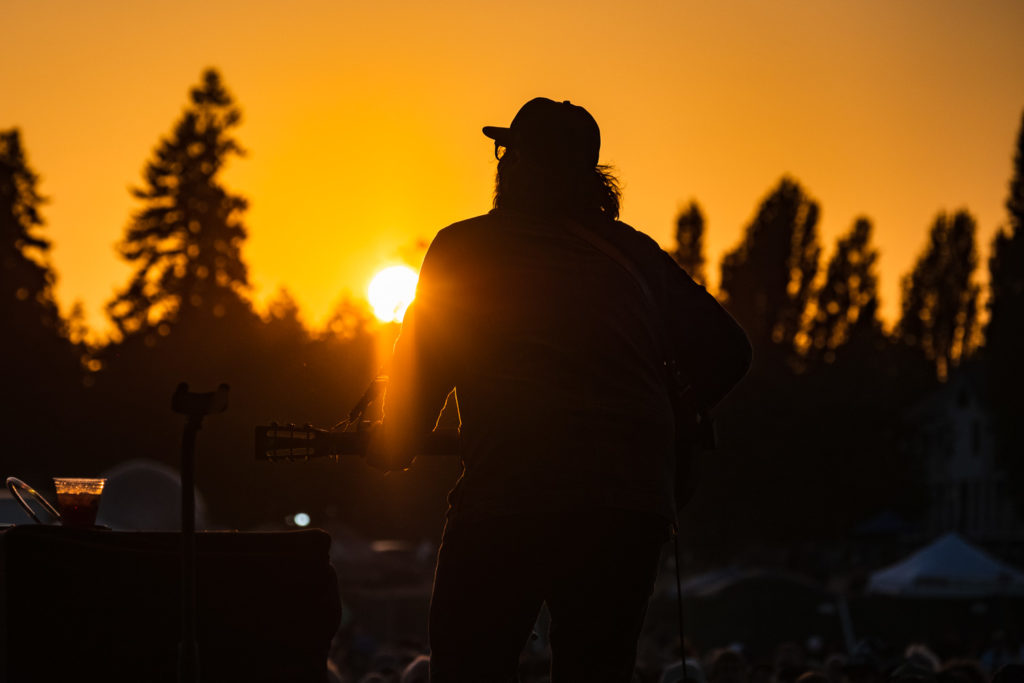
[{"xmin": 906, "ymin": 366, "xmax": 1022, "ymax": 541}]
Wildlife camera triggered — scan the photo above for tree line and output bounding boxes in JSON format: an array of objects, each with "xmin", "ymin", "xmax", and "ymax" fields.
[
  {"xmin": 2, "ymin": 69, "xmax": 1022, "ymax": 552},
  {"xmin": 672, "ymin": 112, "xmax": 1024, "ymax": 557}
]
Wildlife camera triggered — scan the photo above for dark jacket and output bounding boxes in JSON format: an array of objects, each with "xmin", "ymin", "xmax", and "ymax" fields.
[{"xmin": 384, "ymin": 209, "xmax": 751, "ymax": 523}]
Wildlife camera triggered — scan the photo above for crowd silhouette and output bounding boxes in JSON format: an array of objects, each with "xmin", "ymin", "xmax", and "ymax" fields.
[{"xmin": 327, "ymin": 632, "xmax": 1024, "ymax": 683}]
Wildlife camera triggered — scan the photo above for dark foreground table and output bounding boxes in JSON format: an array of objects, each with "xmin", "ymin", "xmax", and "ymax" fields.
[{"xmin": 0, "ymin": 525, "xmax": 341, "ymax": 682}]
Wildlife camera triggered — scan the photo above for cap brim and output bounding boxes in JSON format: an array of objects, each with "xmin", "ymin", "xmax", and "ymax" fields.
[{"xmin": 482, "ymin": 126, "xmax": 510, "ymax": 144}]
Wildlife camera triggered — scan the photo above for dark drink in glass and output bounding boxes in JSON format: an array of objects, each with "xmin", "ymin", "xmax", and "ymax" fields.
[{"xmin": 53, "ymin": 478, "xmax": 106, "ymax": 528}]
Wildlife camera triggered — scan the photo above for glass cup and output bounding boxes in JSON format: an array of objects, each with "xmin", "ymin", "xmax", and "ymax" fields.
[{"xmin": 53, "ymin": 478, "xmax": 106, "ymax": 528}]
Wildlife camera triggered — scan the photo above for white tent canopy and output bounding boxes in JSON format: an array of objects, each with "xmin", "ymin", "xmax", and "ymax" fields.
[{"xmin": 867, "ymin": 532, "xmax": 1024, "ymax": 597}]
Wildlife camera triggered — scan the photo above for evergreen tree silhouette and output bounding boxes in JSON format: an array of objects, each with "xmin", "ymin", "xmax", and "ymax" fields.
[
  {"xmin": 1, "ymin": 129, "xmax": 64, "ymax": 342},
  {"xmin": 0, "ymin": 129, "xmax": 81, "ymax": 374},
  {"xmin": 107, "ymin": 69, "xmax": 249, "ymax": 335},
  {"xmin": 896, "ymin": 210, "xmax": 980, "ymax": 380},
  {"xmin": 988, "ymin": 110, "xmax": 1024, "ymax": 366},
  {"xmin": 719, "ymin": 177, "xmax": 820, "ymax": 366},
  {"xmin": 672, "ymin": 200, "xmax": 707, "ymax": 285},
  {"xmin": 986, "ymin": 109, "xmax": 1024, "ymax": 506},
  {"xmin": 0, "ymin": 128, "xmax": 82, "ymax": 478},
  {"xmin": 90, "ymin": 69, "xmax": 265, "ymax": 515},
  {"xmin": 807, "ymin": 217, "xmax": 880, "ymax": 365}
]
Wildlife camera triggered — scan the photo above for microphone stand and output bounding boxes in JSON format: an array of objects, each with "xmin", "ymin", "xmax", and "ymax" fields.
[{"xmin": 171, "ymin": 382, "xmax": 229, "ymax": 683}]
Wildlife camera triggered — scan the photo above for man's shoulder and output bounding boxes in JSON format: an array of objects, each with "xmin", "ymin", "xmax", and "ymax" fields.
[
  {"xmin": 602, "ymin": 219, "xmax": 663, "ymax": 251},
  {"xmin": 431, "ymin": 213, "xmax": 670, "ymax": 264},
  {"xmin": 597, "ymin": 219, "xmax": 674, "ymax": 268},
  {"xmin": 429, "ymin": 212, "xmax": 503, "ymax": 250},
  {"xmin": 439, "ymin": 212, "xmax": 502, "ymax": 235},
  {"xmin": 595, "ymin": 219, "xmax": 705, "ymax": 305}
]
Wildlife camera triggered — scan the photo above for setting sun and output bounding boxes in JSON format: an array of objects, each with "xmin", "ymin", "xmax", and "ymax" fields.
[{"xmin": 368, "ymin": 265, "xmax": 419, "ymax": 323}]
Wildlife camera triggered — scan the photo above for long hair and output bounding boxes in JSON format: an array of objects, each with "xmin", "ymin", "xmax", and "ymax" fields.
[{"xmin": 493, "ymin": 153, "xmax": 621, "ymax": 221}]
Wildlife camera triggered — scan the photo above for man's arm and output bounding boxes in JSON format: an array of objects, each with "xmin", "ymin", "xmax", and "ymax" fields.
[{"xmin": 372, "ymin": 234, "xmax": 458, "ymax": 469}]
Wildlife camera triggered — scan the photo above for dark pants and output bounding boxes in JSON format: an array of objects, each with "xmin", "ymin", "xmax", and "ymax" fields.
[{"xmin": 428, "ymin": 507, "xmax": 668, "ymax": 683}]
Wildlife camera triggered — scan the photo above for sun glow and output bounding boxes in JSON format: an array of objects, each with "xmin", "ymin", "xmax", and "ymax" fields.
[{"xmin": 368, "ymin": 266, "xmax": 419, "ymax": 323}]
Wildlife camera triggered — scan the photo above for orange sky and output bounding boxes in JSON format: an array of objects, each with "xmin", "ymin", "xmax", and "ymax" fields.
[{"xmin": 3, "ymin": 0, "xmax": 1023, "ymax": 338}]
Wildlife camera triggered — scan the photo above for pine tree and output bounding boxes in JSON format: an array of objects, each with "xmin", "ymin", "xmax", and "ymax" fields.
[
  {"xmin": 807, "ymin": 217, "xmax": 880, "ymax": 364},
  {"xmin": 107, "ymin": 69, "xmax": 250, "ymax": 335},
  {"xmin": 897, "ymin": 210, "xmax": 980, "ymax": 380},
  {"xmin": 987, "ymin": 109, "xmax": 1024, "ymax": 506},
  {"xmin": 988, "ymin": 110, "xmax": 1024, "ymax": 363},
  {"xmin": 0, "ymin": 129, "xmax": 63, "ymax": 339},
  {"xmin": 1, "ymin": 128, "xmax": 83, "ymax": 477},
  {"xmin": 0, "ymin": 128, "xmax": 81, "ymax": 371},
  {"xmin": 719, "ymin": 177, "xmax": 821, "ymax": 362},
  {"xmin": 672, "ymin": 200, "xmax": 706, "ymax": 285}
]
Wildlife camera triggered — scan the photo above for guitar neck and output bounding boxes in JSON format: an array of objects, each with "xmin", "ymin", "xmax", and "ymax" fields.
[
  {"xmin": 255, "ymin": 424, "xmax": 459, "ymax": 461},
  {"xmin": 320, "ymin": 430, "xmax": 460, "ymax": 457}
]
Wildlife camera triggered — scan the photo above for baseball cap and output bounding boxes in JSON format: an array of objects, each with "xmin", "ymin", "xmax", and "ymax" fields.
[{"xmin": 483, "ymin": 97, "xmax": 600, "ymax": 168}]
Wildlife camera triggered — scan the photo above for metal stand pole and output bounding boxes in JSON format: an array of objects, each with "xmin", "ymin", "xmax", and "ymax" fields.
[{"xmin": 172, "ymin": 383, "xmax": 229, "ymax": 683}]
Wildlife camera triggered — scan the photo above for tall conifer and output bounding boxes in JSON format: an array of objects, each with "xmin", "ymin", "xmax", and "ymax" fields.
[
  {"xmin": 987, "ymin": 109, "xmax": 1024, "ymax": 505},
  {"xmin": 987, "ymin": 110, "xmax": 1024, "ymax": 362},
  {"xmin": 0, "ymin": 129, "xmax": 63, "ymax": 339},
  {"xmin": 808, "ymin": 217, "xmax": 880, "ymax": 364},
  {"xmin": 897, "ymin": 210, "xmax": 980, "ymax": 380},
  {"xmin": 107, "ymin": 69, "xmax": 250, "ymax": 335},
  {"xmin": 719, "ymin": 177, "xmax": 820, "ymax": 362},
  {"xmin": 1, "ymin": 129, "xmax": 82, "ymax": 475}
]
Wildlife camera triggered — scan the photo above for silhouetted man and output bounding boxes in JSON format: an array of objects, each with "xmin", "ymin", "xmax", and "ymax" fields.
[{"xmin": 375, "ymin": 98, "xmax": 751, "ymax": 682}]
